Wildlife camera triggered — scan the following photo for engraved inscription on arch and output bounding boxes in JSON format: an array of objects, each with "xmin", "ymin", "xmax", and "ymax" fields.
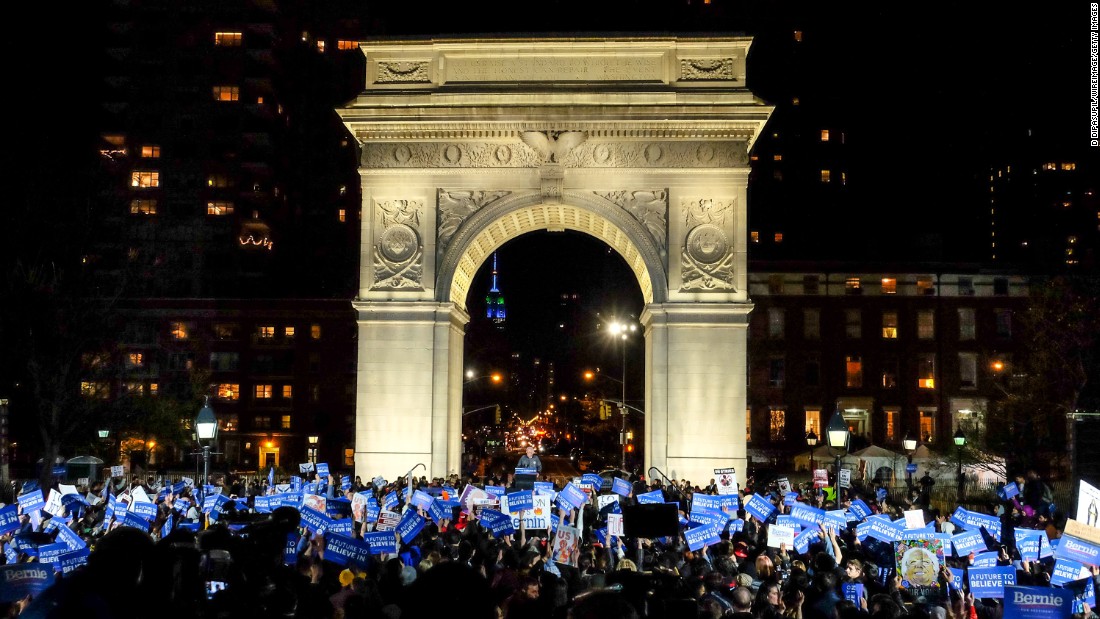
[
  {"xmin": 371, "ymin": 199, "xmax": 425, "ymax": 290},
  {"xmin": 680, "ymin": 198, "xmax": 736, "ymax": 291}
]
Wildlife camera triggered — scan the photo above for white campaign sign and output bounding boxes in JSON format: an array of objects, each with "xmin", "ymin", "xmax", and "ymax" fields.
[
  {"xmin": 1078, "ymin": 480, "xmax": 1100, "ymax": 528},
  {"xmin": 714, "ymin": 468, "xmax": 738, "ymax": 495},
  {"xmin": 110, "ymin": 465, "xmax": 125, "ymax": 477},
  {"xmin": 597, "ymin": 495, "xmax": 619, "ymax": 511},
  {"xmin": 838, "ymin": 469, "xmax": 851, "ymax": 488},
  {"xmin": 607, "ymin": 513, "xmax": 624, "ymax": 537},
  {"xmin": 502, "ymin": 493, "xmax": 552, "ymax": 529},
  {"xmin": 767, "ymin": 524, "xmax": 796, "ymax": 549},
  {"xmin": 43, "ymin": 490, "xmax": 66, "ymax": 517},
  {"xmin": 904, "ymin": 509, "xmax": 926, "ymax": 530}
]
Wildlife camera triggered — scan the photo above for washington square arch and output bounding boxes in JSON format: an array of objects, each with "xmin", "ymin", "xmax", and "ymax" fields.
[{"xmin": 338, "ymin": 38, "xmax": 774, "ymax": 485}]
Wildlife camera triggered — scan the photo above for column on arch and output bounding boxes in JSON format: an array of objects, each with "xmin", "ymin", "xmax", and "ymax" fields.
[
  {"xmin": 643, "ymin": 303, "xmax": 750, "ymax": 487},
  {"xmin": 353, "ymin": 301, "xmax": 468, "ymax": 481}
]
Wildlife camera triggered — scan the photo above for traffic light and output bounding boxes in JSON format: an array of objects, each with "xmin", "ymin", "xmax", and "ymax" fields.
[{"xmin": 494, "ymin": 405, "xmax": 502, "ymax": 424}]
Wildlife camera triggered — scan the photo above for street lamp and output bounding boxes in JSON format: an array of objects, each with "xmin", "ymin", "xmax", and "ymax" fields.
[
  {"xmin": 308, "ymin": 435, "xmax": 319, "ymax": 464},
  {"xmin": 825, "ymin": 408, "xmax": 850, "ymax": 487},
  {"xmin": 609, "ymin": 320, "xmax": 637, "ymax": 471},
  {"xmin": 954, "ymin": 427, "xmax": 967, "ymax": 501},
  {"xmin": 195, "ymin": 396, "xmax": 218, "ymax": 489},
  {"xmin": 806, "ymin": 430, "xmax": 818, "ymax": 474},
  {"xmin": 903, "ymin": 433, "xmax": 918, "ymax": 492}
]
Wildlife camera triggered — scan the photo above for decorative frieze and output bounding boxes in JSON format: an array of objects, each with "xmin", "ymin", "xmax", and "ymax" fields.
[
  {"xmin": 680, "ymin": 198, "xmax": 736, "ymax": 291},
  {"xmin": 371, "ymin": 199, "xmax": 425, "ymax": 290},
  {"xmin": 362, "ymin": 140, "xmax": 746, "ymax": 169},
  {"xmin": 678, "ymin": 58, "xmax": 737, "ymax": 81},
  {"xmin": 375, "ymin": 61, "xmax": 431, "ymax": 84}
]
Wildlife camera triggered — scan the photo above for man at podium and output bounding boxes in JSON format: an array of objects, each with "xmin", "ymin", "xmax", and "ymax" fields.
[{"xmin": 517, "ymin": 444, "xmax": 542, "ymax": 475}]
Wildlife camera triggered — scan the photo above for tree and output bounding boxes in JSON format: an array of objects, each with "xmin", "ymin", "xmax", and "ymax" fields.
[{"xmin": 982, "ymin": 275, "xmax": 1100, "ymax": 478}]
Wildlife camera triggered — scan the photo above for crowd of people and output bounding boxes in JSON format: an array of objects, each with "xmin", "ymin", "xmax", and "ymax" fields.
[{"xmin": 0, "ymin": 462, "xmax": 1095, "ymax": 619}]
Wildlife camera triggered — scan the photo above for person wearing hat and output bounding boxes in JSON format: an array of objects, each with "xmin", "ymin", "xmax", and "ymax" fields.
[{"xmin": 330, "ymin": 569, "xmax": 360, "ymax": 617}]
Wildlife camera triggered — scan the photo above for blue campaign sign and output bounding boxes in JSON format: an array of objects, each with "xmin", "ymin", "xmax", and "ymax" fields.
[
  {"xmin": 484, "ymin": 485, "xmax": 506, "ymax": 497},
  {"xmin": 515, "ymin": 467, "xmax": 538, "ymax": 477},
  {"xmin": 410, "ymin": 489, "xmax": 435, "ymax": 511},
  {"xmin": 906, "ymin": 463, "xmax": 918, "ymax": 474},
  {"xmin": 340, "ymin": 476, "xmax": 351, "ymax": 491},
  {"xmin": 1015, "ymin": 529, "xmax": 1045, "ymax": 561},
  {"xmin": 775, "ymin": 515, "xmax": 802, "ymax": 530},
  {"xmin": 254, "ymin": 496, "xmax": 272, "ymax": 513},
  {"xmin": 363, "ymin": 531, "xmax": 397, "ymax": 555},
  {"xmin": 849, "ymin": 499, "xmax": 872, "ymax": 520},
  {"xmin": 119, "ymin": 511, "xmax": 151, "ymax": 532},
  {"xmin": 483, "ymin": 510, "xmax": 516, "ymax": 538},
  {"xmin": 504, "ymin": 491, "xmax": 533, "ymax": 513},
  {"xmin": 558, "ymin": 483, "xmax": 587, "ymax": 509},
  {"xmin": 55, "ymin": 525, "xmax": 86, "ymax": 551},
  {"xmin": 290, "ymin": 476, "xmax": 303, "ymax": 492},
  {"xmin": 969, "ymin": 566, "xmax": 1016, "ymax": 599},
  {"xmin": 744, "ymin": 494, "xmax": 776, "ymax": 523},
  {"xmin": 18, "ymin": 489, "xmax": 45, "ymax": 513},
  {"xmin": 51, "ymin": 466, "xmax": 65, "ymax": 477},
  {"xmin": 953, "ymin": 529, "xmax": 986, "ymax": 556},
  {"xmin": 998, "ymin": 482, "xmax": 1020, "ymax": 501},
  {"xmin": 0, "ymin": 505, "xmax": 19, "ymax": 535},
  {"xmin": 366, "ymin": 497, "xmax": 381, "ymax": 523},
  {"xmin": 58, "ymin": 547, "xmax": 90, "ymax": 574},
  {"xmin": 636, "ymin": 490, "xmax": 664, "ymax": 504},
  {"xmin": 324, "ymin": 533, "xmax": 372, "ymax": 568},
  {"xmin": 38, "ymin": 542, "xmax": 67, "ymax": 568},
  {"xmin": 950, "ymin": 506, "xmax": 971, "ymax": 530},
  {"xmin": 824, "ymin": 510, "xmax": 848, "ymax": 531},
  {"xmin": 972, "ymin": 551, "xmax": 999, "ymax": 568},
  {"xmin": 329, "ymin": 518, "xmax": 355, "ymax": 536},
  {"xmin": 947, "ymin": 568, "xmax": 965, "ymax": 592},
  {"xmin": 783, "ymin": 492, "xmax": 799, "ymax": 506},
  {"xmin": 1051, "ymin": 558, "xmax": 1089, "ymax": 586},
  {"xmin": 684, "ymin": 524, "xmax": 721, "ymax": 551},
  {"xmin": 794, "ymin": 527, "xmax": 822, "ymax": 554},
  {"xmin": 130, "ymin": 501, "xmax": 157, "ymax": 521},
  {"xmin": 316, "ymin": 463, "xmax": 330, "ymax": 477},
  {"xmin": 284, "ymin": 533, "xmax": 299, "ymax": 566},
  {"xmin": 843, "ymin": 583, "xmax": 864, "ymax": 605},
  {"xmin": 382, "ymin": 491, "xmax": 399, "ymax": 511},
  {"xmin": 428, "ymin": 499, "xmax": 448, "ymax": 525},
  {"xmin": 953, "ymin": 508, "xmax": 1002, "ymax": 541},
  {"xmin": 692, "ymin": 494, "xmax": 738, "ymax": 515},
  {"xmin": 582, "ymin": 473, "xmax": 603, "ymax": 488},
  {"xmin": 1053, "ymin": 530, "xmax": 1100, "ymax": 566},
  {"xmin": 0, "ymin": 565, "xmax": 53, "ymax": 603},
  {"xmin": 1003, "ymin": 586, "xmax": 1074, "ymax": 619},
  {"xmin": 688, "ymin": 510, "xmax": 726, "ymax": 529},
  {"xmin": 397, "ymin": 509, "xmax": 427, "ymax": 544},
  {"xmin": 534, "ymin": 481, "xmax": 556, "ymax": 496},
  {"xmin": 612, "ymin": 478, "xmax": 633, "ymax": 497},
  {"xmin": 789, "ymin": 503, "xmax": 825, "ymax": 528},
  {"xmin": 865, "ymin": 517, "xmax": 901, "ymax": 543},
  {"xmin": 161, "ymin": 514, "xmax": 174, "ymax": 538},
  {"xmin": 729, "ymin": 518, "xmax": 745, "ymax": 533},
  {"xmin": 299, "ymin": 506, "xmax": 329, "ymax": 533}
]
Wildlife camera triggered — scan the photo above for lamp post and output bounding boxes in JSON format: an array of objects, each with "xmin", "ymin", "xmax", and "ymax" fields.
[
  {"xmin": 806, "ymin": 430, "xmax": 818, "ymax": 474},
  {"xmin": 903, "ymin": 433, "xmax": 918, "ymax": 492},
  {"xmin": 825, "ymin": 408, "xmax": 850, "ymax": 488},
  {"xmin": 195, "ymin": 396, "xmax": 218, "ymax": 489},
  {"xmin": 954, "ymin": 427, "xmax": 967, "ymax": 502},
  {"xmin": 609, "ymin": 320, "xmax": 637, "ymax": 471},
  {"xmin": 308, "ymin": 435, "xmax": 319, "ymax": 464}
]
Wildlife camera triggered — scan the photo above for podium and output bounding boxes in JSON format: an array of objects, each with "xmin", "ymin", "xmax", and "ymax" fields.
[{"xmin": 512, "ymin": 467, "xmax": 537, "ymax": 491}]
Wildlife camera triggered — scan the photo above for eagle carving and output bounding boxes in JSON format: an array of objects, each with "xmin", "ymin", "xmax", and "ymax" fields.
[{"xmin": 520, "ymin": 131, "xmax": 586, "ymax": 163}]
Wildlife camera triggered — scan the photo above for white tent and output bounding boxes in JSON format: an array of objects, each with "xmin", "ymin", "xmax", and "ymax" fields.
[
  {"xmin": 851, "ymin": 445, "xmax": 908, "ymax": 484},
  {"xmin": 792, "ymin": 446, "xmax": 859, "ymax": 474},
  {"xmin": 909, "ymin": 445, "xmax": 1006, "ymax": 486}
]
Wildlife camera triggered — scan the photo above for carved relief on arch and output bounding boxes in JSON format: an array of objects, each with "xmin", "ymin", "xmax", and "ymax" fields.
[
  {"xmin": 371, "ymin": 198, "xmax": 425, "ymax": 290},
  {"xmin": 437, "ymin": 190, "xmax": 512, "ymax": 260},
  {"xmin": 680, "ymin": 197, "xmax": 736, "ymax": 291},
  {"xmin": 593, "ymin": 190, "xmax": 668, "ymax": 252}
]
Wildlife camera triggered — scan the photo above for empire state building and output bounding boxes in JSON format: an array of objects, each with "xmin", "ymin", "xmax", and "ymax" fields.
[{"xmin": 485, "ymin": 252, "xmax": 506, "ymax": 327}]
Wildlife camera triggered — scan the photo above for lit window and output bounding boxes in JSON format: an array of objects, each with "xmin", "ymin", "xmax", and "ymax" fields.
[
  {"xmin": 1042, "ymin": 162, "xmax": 1056, "ymax": 171},
  {"xmin": 214, "ymin": 324, "xmax": 239, "ymax": 340},
  {"xmin": 284, "ymin": 326, "xmax": 295, "ymax": 339},
  {"xmin": 917, "ymin": 354, "xmax": 936, "ymax": 388},
  {"xmin": 769, "ymin": 408, "xmax": 786, "ymax": 442},
  {"xmin": 311, "ymin": 324, "xmax": 321, "ymax": 339},
  {"xmin": 255, "ymin": 384, "xmax": 273, "ymax": 399},
  {"xmin": 884, "ymin": 409, "xmax": 899, "ymax": 442},
  {"xmin": 750, "ymin": 154, "xmax": 759, "ymax": 161},
  {"xmin": 130, "ymin": 199, "xmax": 157, "ymax": 215},
  {"xmin": 845, "ymin": 355, "xmax": 863, "ymax": 388},
  {"xmin": 845, "ymin": 309, "xmax": 861, "ymax": 338},
  {"xmin": 338, "ymin": 209, "xmax": 347, "ymax": 222},
  {"xmin": 140, "ymin": 145, "xmax": 160, "ymax": 158},
  {"xmin": 820, "ymin": 129, "xmax": 829, "ymax": 142},
  {"xmin": 840, "ymin": 172, "xmax": 847, "ymax": 185},
  {"xmin": 259, "ymin": 326, "xmax": 275, "ymax": 339},
  {"xmin": 882, "ymin": 311, "xmax": 898, "ymax": 339},
  {"xmin": 881, "ymin": 277, "xmax": 897, "ymax": 294},
  {"xmin": 214, "ymin": 32, "xmax": 242, "ymax": 46},
  {"xmin": 316, "ymin": 40, "xmax": 326, "ymax": 52},
  {"xmin": 919, "ymin": 410, "xmax": 937, "ymax": 443},
  {"xmin": 213, "ymin": 86, "xmax": 240, "ymax": 102},
  {"xmin": 820, "ymin": 169, "xmax": 831, "ymax": 183},
  {"xmin": 804, "ymin": 409, "xmax": 820, "ymax": 437},
  {"xmin": 1061, "ymin": 162, "xmax": 1076, "ymax": 171},
  {"xmin": 123, "ymin": 382, "xmax": 144, "ymax": 396},
  {"xmin": 80, "ymin": 381, "xmax": 110, "ymax": 399},
  {"xmin": 773, "ymin": 232, "xmax": 783, "ymax": 243},
  {"xmin": 746, "ymin": 408, "xmax": 752, "ymax": 443},
  {"xmin": 216, "ymin": 384, "xmax": 240, "ymax": 401},
  {"xmin": 281, "ymin": 415, "xmax": 292, "ymax": 430},
  {"xmin": 126, "ymin": 352, "xmax": 144, "ymax": 368},
  {"xmin": 103, "ymin": 134, "xmax": 126, "ymax": 147},
  {"xmin": 282, "ymin": 385, "xmax": 293, "ymax": 399},
  {"xmin": 917, "ymin": 276, "xmax": 935, "ymax": 295},
  {"xmin": 845, "ymin": 277, "xmax": 861, "ymax": 294},
  {"xmin": 918, "ymin": 310, "xmax": 935, "ymax": 339},
  {"xmin": 131, "ymin": 171, "xmax": 160, "ymax": 188},
  {"xmin": 773, "ymin": 154, "xmax": 783, "ymax": 161},
  {"xmin": 792, "ymin": 97, "xmax": 800, "ymax": 105},
  {"xmin": 344, "ymin": 448, "xmax": 355, "ymax": 467},
  {"xmin": 793, "ymin": 30, "xmax": 803, "ymax": 42},
  {"xmin": 882, "ymin": 357, "xmax": 899, "ymax": 388},
  {"xmin": 149, "ymin": 383, "xmax": 158, "ymax": 396},
  {"xmin": 207, "ymin": 175, "xmax": 230, "ymax": 188},
  {"xmin": 207, "ymin": 201, "xmax": 235, "ymax": 215},
  {"xmin": 751, "ymin": 231, "xmax": 760, "ymax": 243},
  {"xmin": 170, "ymin": 322, "xmax": 189, "ymax": 340},
  {"xmin": 337, "ymin": 40, "xmax": 359, "ymax": 50}
]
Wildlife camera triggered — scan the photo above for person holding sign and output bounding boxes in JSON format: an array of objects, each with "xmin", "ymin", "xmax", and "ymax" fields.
[{"xmin": 516, "ymin": 445, "xmax": 542, "ymax": 475}]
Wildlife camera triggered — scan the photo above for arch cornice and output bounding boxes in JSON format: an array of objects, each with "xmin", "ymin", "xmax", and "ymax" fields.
[{"xmin": 436, "ymin": 190, "xmax": 668, "ymax": 310}]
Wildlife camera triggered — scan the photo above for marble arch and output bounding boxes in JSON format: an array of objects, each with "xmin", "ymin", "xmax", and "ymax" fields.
[{"xmin": 340, "ymin": 38, "xmax": 773, "ymax": 484}]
